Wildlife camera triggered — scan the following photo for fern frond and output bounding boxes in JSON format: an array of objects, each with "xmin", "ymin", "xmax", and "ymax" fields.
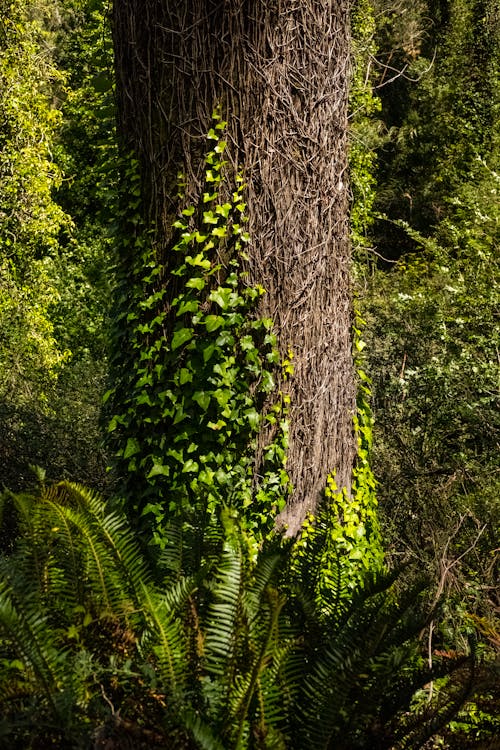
[
  {"xmin": 139, "ymin": 579, "xmax": 194, "ymax": 699},
  {"xmin": 0, "ymin": 583, "xmax": 65, "ymax": 718},
  {"xmin": 204, "ymin": 544, "xmax": 244, "ymax": 680},
  {"xmin": 182, "ymin": 709, "xmax": 226, "ymax": 750}
]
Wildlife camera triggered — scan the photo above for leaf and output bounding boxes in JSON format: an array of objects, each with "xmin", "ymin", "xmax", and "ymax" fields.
[
  {"xmin": 215, "ymin": 203, "xmax": 231, "ymax": 218},
  {"xmin": 203, "ymin": 210, "xmax": 218, "ymax": 225},
  {"xmin": 186, "ymin": 253, "xmax": 211, "ymax": 269},
  {"xmin": 186, "ymin": 277, "xmax": 206, "ymax": 290},
  {"xmin": 205, "ymin": 315, "xmax": 224, "ymax": 332},
  {"xmin": 102, "ymin": 389, "xmax": 114, "ymax": 404},
  {"xmin": 147, "ymin": 461, "xmax": 170, "ymax": 479},
  {"xmin": 245, "ymin": 409, "xmax": 260, "ymax": 430},
  {"xmin": 212, "ymin": 226, "xmax": 227, "ymax": 238},
  {"xmin": 176, "ymin": 300, "xmax": 199, "ymax": 316},
  {"xmin": 179, "ymin": 368, "xmax": 193, "ymax": 385},
  {"xmin": 171, "ymin": 327, "xmax": 194, "ymax": 350},
  {"xmin": 193, "ymin": 391, "xmax": 211, "ymax": 411},
  {"xmin": 203, "ymin": 343, "xmax": 216, "ymax": 362},
  {"xmin": 123, "ymin": 438, "xmax": 140, "ymax": 459},
  {"xmin": 210, "ymin": 288, "xmax": 230, "ymax": 309}
]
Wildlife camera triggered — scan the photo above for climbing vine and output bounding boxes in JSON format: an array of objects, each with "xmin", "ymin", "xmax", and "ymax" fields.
[
  {"xmin": 107, "ymin": 111, "xmax": 291, "ymax": 550},
  {"xmin": 291, "ymin": 314, "xmax": 384, "ymax": 605}
]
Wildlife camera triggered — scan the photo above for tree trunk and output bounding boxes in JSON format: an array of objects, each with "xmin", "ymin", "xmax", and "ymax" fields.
[{"xmin": 112, "ymin": 0, "xmax": 356, "ymax": 535}]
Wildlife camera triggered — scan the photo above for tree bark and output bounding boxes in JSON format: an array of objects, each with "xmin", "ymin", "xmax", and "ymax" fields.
[{"xmin": 112, "ymin": 0, "xmax": 356, "ymax": 535}]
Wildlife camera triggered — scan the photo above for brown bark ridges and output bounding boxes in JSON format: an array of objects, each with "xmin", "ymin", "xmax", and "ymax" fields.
[{"xmin": 112, "ymin": 0, "xmax": 356, "ymax": 535}]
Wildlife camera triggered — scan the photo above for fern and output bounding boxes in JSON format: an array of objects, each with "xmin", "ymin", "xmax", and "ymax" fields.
[{"xmin": 0, "ymin": 482, "xmax": 477, "ymax": 748}]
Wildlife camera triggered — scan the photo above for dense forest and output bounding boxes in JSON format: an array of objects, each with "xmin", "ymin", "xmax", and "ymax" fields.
[{"xmin": 0, "ymin": 0, "xmax": 498, "ymax": 747}]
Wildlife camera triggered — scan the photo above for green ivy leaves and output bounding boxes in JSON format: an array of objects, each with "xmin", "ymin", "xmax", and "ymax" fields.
[{"xmin": 107, "ymin": 112, "xmax": 291, "ymax": 550}]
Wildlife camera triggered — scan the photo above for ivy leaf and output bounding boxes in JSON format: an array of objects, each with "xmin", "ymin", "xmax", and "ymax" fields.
[
  {"xmin": 245, "ymin": 408, "xmax": 260, "ymax": 430},
  {"xmin": 212, "ymin": 226, "xmax": 227, "ymax": 238},
  {"xmin": 179, "ymin": 368, "xmax": 193, "ymax": 385},
  {"xmin": 176, "ymin": 300, "xmax": 199, "ymax": 316},
  {"xmin": 193, "ymin": 391, "xmax": 211, "ymax": 411},
  {"xmin": 186, "ymin": 277, "xmax": 206, "ymax": 290},
  {"xmin": 171, "ymin": 327, "xmax": 194, "ymax": 350},
  {"xmin": 148, "ymin": 461, "xmax": 170, "ymax": 477},
  {"xmin": 186, "ymin": 253, "xmax": 211, "ymax": 269},
  {"xmin": 203, "ymin": 343, "xmax": 216, "ymax": 362},
  {"xmin": 123, "ymin": 437, "xmax": 140, "ymax": 459},
  {"xmin": 203, "ymin": 210, "xmax": 218, "ymax": 224},
  {"xmin": 102, "ymin": 389, "xmax": 114, "ymax": 404},
  {"xmin": 205, "ymin": 315, "xmax": 224, "ymax": 332},
  {"xmin": 210, "ymin": 288, "xmax": 230, "ymax": 309},
  {"xmin": 215, "ymin": 202, "xmax": 231, "ymax": 218}
]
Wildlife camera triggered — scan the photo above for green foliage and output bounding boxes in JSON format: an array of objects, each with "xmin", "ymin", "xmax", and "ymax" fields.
[
  {"xmin": 350, "ymin": 3, "xmax": 499, "ymax": 744},
  {"xmin": 0, "ymin": 0, "xmax": 114, "ymax": 492},
  {"xmin": 107, "ymin": 115, "xmax": 291, "ymax": 551},
  {"xmin": 349, "ymin": 0, "xmax": 384, "ymax": 254},
  {"xmin": 374, "ymin": 0, "xmax": 500, "ymax": 241},
  {"xmin": 0, "ymin": 0, "xmax": 71, "ymax": 402},
  {"xmin": 0, "ymin": 482, "xmax": 477, "ymax": 749}
]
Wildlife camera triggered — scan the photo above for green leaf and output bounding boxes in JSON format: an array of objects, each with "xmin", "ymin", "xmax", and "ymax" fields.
[
  {"xmin": 176, "ymin": 300, "xmax": 199, "ymax": 316},
  {"xmin": 193, "ymin": 391, "xmax": 211, "ymax": 411},
  {"xmin": 179, "ymin": 368, "xmax": 193, "ymax": 385},
  {"xmin": 210, "ymin": 288, "xmax": 230, "ymax": 309},
  {"xmin": 171, "ymin": 327, "xmax": 194, "ymax": 350},
  {"xmin": 215, "ymin": 203, "xmax": 231, "ymax": 218},
  {"xmin": 203, "ymin": 210, "xmax": 218, "ymax": 225},
  {"xmin": 245, "ymin": 408, "xmax": 260, "ymax": 429},
  {"xmin": 186, "ymin": 253, "xmax": 211, "ymax": 269},
  {"xmin": 211, "ymin": 226, "xmax": 227, "ymax": 238},
  {"xmin": 205, "ymin": 315, "xmax": 224, "ymax": 332},
  {"xmin": 186, "ymin": 277, "xmax": 206, "ymax": 290},
  {"xmin": 148, "ymin": 461, "xmax": 170, "ymax": 477},
  {"xmin": 124, "ymin": 438, "xmax": 140, "ymax": 459},
  {"xmin": 203, "ymin": 343, "xmax": 216, "ymax": 362}
]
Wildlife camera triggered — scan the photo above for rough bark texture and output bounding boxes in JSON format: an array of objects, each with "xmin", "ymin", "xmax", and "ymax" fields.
[{"xmin": 112, "ymin": 0, "xmax": 356, "ymax": 535}]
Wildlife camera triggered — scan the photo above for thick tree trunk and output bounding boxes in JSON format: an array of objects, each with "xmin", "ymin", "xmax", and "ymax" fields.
[{"xmin": 112, "ymin": 0, "xmax": 356, "ymax": 535}]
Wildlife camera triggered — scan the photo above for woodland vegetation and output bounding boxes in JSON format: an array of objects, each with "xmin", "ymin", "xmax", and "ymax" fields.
[{"xmin": 0, "ymin": 0, "xmax": 498, "ymax": 748}]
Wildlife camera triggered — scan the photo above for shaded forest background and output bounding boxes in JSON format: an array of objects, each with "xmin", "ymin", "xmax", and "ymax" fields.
[{"xmin": 0, "ymin": 0, "xmax": 498, "ymax": 747}]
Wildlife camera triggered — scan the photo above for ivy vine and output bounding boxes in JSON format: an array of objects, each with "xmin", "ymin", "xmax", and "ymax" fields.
[{"xmin": 106, "ymin": 111, "xmax": 291, "ymax": 551}]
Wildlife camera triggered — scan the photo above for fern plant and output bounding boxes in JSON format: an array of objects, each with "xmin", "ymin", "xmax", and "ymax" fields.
[
  {"xmin": 0, "ymin": 482, "xmax": 477, "ymax": 749},
  {"xmin": 0, "ymin": 483, "xmax": 294, "ymax": 748},
  {"xmin": 0, "ymin": 482, "xmax": 196, "ymax": 746}
]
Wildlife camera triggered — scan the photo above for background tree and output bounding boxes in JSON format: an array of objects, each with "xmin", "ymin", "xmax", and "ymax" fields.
[{"xmin": 0, "ymin": 0, "xmax": 114, "ymax": 492}]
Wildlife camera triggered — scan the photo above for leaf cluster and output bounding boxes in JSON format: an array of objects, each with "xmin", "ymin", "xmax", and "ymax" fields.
[{"xmin": 106, "ymin": 116, "xmax": 291, "ymax": 552}]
